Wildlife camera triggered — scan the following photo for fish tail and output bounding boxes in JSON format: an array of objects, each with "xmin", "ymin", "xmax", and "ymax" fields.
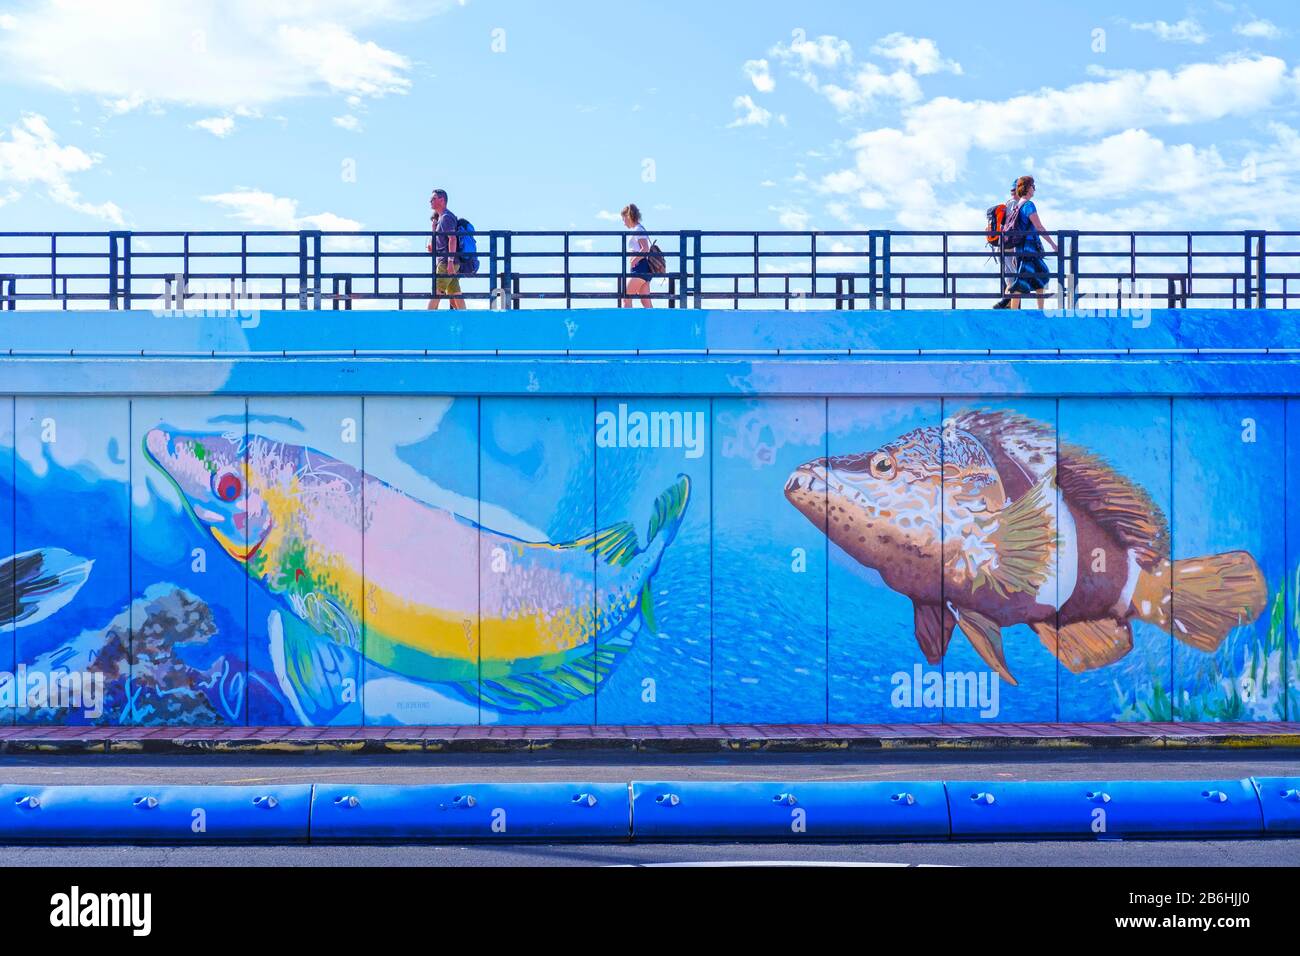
[
  {"xmin": 645, "ymin": 474, "xmax": 691, "ymax": 547},
  {"xmin": 0, "ymin": 548, "xmax": 94, "ymax": 629},
  {"xmin": 1134, "ymin": 553, "xmax": 1268, "ymax": 652}
]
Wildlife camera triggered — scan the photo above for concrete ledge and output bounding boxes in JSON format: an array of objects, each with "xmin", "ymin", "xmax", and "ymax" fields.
[{"xmin": 0, "ymin": 724, "xmax": 1297, "ymax": 755}]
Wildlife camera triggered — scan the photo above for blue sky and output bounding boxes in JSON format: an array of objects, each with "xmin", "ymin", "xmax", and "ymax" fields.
[{"xmin": 0, "ymin": 0, "xmax": 1298, "ymax": 237}]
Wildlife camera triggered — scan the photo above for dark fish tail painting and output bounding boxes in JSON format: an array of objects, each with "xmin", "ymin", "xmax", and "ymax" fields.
[{"xmin": 785, "ymin": 409, "xmax": 1268, "ymax": 684}]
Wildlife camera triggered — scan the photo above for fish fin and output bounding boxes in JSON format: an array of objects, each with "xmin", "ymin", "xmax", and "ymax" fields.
[
  {"xmin": 951, "ymin": 605, "xmax": 1017, "ymax": 685},
  {"xmin": 949, "ymin": 409, "xmax": 1055, "ymax": 499},
  {"xmin": 640, "ymin": 582, "xmax": 658, "ymax": 634},
  {"xmin": 912, "ymin": 602, "xmax": 955, "ymax": 664},
  {"xmin": 555, "ymin": 476, "xmax": 691, "ymax": 568},
  {"xmin": 976, "ymin": 469, "xmax": 1055, "ymax": 598},
  {"xmin": 645, "ymin": 475, "xmax": 691, "ymax": 546},
  {"xmin": 477, "ymin": 622, "xmax": 639, "ymax": 714},
  {"xmin": 1042, "ymin": 618, "xmax": 1132, "ymax": 673},
  {"xmin": 292, "ymin": 591, "xmax": 360, "ymax": 651},
  {"xmin": 562, "ymin": 522, "xmax": 641, "ymax": 567},
  {"xmin": 0, "ymin": 548, "xmax": 93, "ymax": 628},
  {"xmin": 1169, "ymin": 551, "xmax": 1268, "ymax": 652},
  {"xmin": 268, "ymin": 609, "xmax": 361, "ymax": 726},
  {"xmin": 1057, "ymin": 443, "xmax": 1169, "ymax": 569}
]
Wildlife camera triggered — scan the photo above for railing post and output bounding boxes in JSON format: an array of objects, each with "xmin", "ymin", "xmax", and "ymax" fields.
[
  {"xmin": 1067, "ymin": 231, "xmax": 1080, "ymax": 310},
  {"xmin": 489, "ymin": 231, "xmax": 499, "ymax": 310},
  {"xmin": 122, "ymin": 232, "xmax": 132, "ymax": 311},
  {"xmin": 1055, "ymin": 231, "xmax": 1066, "ymax": 310},
  {"xmin": 310, "ymin": 230, "xmax": 322, "ymax": 310},
  {"xmin": 809, "ymin": 232, "xmax": 817, "ymax": 308},
  {"xmin": 678, "ymin": 232, "xmax": 688, "ymax": 309},
  {"xmin": 1248, "ymin": 230, "xmax": 1266, "ymax": 308},
  {"xmin": 880, "ymin": 230, "xmax": 892, "ymax": 310},
  {"xmin": 867, "ymin": 231, "xmax": 878, "ymax": 310},
  {"xmin": 692, "ymin": 231, "xmax": 703, "ymax": 309},
  {"xmin": 298, "ymin": 232, "xmax": 309, "ymax": 310},
  {"xmin": 108, "ymin": 231, "xmax": 122, "ymax": 310},
  {"xmin": 502, "ymin": 231, "xmax": 513, "ymax": 309}
]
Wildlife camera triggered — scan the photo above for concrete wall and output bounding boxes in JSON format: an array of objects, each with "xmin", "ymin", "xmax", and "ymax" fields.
[{"xmin": 1, "ymin": 309, "xmax": 1296, "ymax": 725}]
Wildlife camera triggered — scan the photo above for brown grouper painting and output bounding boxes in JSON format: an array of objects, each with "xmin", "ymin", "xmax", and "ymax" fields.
[{"xmin": 785, "ymin": 409, "xmax": 1268, "ymax": 684}]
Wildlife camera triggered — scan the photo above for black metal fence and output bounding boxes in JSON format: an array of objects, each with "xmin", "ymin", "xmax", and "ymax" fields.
[{"xmin": 0, "ymin": 229, "xmax": 1294, "ymax": 311}]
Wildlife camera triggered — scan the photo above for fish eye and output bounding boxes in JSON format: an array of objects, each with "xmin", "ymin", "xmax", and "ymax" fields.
[
  {"xmin": 871, "ymin": 453, "xmax": 895, "ymax": 477},
  {"xmin": 213, "ymin": 471, "xmax": 242, "ymax": 502}
]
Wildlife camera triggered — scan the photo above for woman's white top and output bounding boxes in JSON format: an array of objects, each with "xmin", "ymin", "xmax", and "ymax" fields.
[{"xmin": 626, "ymin": 223, "xmax": 649, "ymax": 254}]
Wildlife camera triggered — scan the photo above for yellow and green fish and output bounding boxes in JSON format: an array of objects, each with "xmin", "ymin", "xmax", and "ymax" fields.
[{"xmin": 144, "ymin": 426, "xmax": 690, "ymax": 721}]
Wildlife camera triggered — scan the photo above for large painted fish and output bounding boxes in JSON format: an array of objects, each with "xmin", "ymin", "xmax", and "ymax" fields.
[
  {"xmin": 1, "ymin": 548, "xmax": 93, "ymax": 629},
  {"xmin": 143, "ymin": 426, "xmax": 689, "ymax": 721},
  {"xmin": 785, "ymin": 409, "xmax": 1267, "ymax": 684}
]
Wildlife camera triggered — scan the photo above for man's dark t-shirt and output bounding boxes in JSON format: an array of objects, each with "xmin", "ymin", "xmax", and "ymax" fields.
[{"xmin": 433, "ymin": 210, "xmax": 458, "ymax": 266}]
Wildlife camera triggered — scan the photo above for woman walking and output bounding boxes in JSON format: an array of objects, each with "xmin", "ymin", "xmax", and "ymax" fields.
[
  {"xmin": 1001, "ymin": 176, "xmax": 1058, "ymax": 310},
  {"xmin": 620, "ymin": 203, "xmax": 654, "ymax": 308}
]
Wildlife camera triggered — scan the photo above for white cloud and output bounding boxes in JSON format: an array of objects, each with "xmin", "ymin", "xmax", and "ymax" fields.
[
  {"xmin": 192, "ymin": 116, "xmax": 235, "ymax": 137},
  {"xmin": 770, "ymin": 33, "xmax": 853, "ymax": 73},
  {"xmin": 821, "ymin": 64, "xmax": 921, "ymax": 113},
  {"xmin": 595, "ymin": 209, "xmax": 621, "ymax": 222},
  {"xmin": 332, "ymin": 114, "xmax": 362, "ymax": 131},
  {"xmin": 0, "ymin": 14, "xmax": 17, "ymax": 30},
  {"xmin": 818, "ymin": 55, "xmax": 1299, "ymax": 226},
  {"xmin": 871, "ymin": 33, "xmax": 961, "ymax": 75},
  {"xmin": 1130, "ymin": 18, "xmax": 1208, "ymax": 44},
  {"xmin": 1043, "ymin": 129, "xmax": 1227, "ymax": 199},
  {"xmin": 728, "ymin": 94, "xmax": 784, "ymax": 127},
  {"xmin": 769, "ymin": 204, "xmax": 811, "ymax": 230},
  {"xmin": 744, "ymin": 58, "xmax": 775, "ymax": 93},
  {"xmin": 201, "ymin": 187, "xmax": 360, "ymax": 231},
  {"xmin": 0, "ymin": 1, "xmax": 451, "ymax": 112},
  {"xmin": 0, "ymin": 113, "xmax": 123, "ymax": 223},
  {"xmin": 1235, "ymin": 19, "xmax": 1282, "ymax": 40},
  {"xmin": 766, "ymin": 32, "xmax": 933, "ymax": 114}
]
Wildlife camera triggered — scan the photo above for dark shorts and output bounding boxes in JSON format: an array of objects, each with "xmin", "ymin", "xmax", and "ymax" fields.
[
  {"xmin": 1012, "ymin": 255, "xmax": 1049, "ymax": 293},
  {"xmin": 628, "ymin": 259, "xmax": 653, "ymax": 279}
]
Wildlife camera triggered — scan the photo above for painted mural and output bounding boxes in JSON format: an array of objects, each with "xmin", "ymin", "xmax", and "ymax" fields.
[{"xmin": 0, "ymin": 395, "xmax": 1290, "ymax": 725}]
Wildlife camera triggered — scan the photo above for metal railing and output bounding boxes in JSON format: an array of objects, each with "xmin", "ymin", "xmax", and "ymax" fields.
[{"xmin": 0, "ymin": 229, "xmax": 1295, "ymax": 311}]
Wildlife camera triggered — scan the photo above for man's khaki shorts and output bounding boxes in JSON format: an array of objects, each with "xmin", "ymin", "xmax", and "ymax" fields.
[{"xmin": 436, "ymin": 261, "xmax": 461, "ymax": 296}]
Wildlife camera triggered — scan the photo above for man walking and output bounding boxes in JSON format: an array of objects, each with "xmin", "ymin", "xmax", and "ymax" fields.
[{"xmin": 427, "ymin": 188, "xmax": 465, "ymax": 310}]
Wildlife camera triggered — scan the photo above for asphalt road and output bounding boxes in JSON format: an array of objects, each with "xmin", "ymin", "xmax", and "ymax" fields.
[
  {"xmin": 2, "ymin": 749, "xmax": 1296, "ymax": 866},
  {"xmin": 3, "ymin": 747, "xmax": 1298, "ymax": 785}
]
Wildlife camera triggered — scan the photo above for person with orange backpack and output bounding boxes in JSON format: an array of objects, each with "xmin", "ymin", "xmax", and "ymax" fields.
[
  {"xmin": 998, "ymin": 176, "xmax": 1059, "ymax": 310},
  {"xmin": 987, "ymin": 182, "xmax": 1019, "ymax": 308}
]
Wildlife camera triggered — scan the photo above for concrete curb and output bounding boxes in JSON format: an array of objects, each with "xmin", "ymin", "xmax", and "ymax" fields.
[{"xmin": 3, "ymin": 732, "xmax": 1300, "ymax": 755}]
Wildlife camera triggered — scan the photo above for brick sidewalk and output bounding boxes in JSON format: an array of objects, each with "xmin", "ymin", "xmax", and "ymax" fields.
[{"xmin": 0, "ymin": 723, "xmax": 1297, "ymax": 754}]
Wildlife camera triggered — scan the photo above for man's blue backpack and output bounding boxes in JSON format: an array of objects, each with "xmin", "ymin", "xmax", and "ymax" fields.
[{"xmin": 456, "ymin": 218, "xmax": 480, "ymax": 275}]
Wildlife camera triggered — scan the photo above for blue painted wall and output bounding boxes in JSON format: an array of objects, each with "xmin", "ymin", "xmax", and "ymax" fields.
[{"xmin": 0, "ymin": 309, "xmax": 1294, "ymax": 726}]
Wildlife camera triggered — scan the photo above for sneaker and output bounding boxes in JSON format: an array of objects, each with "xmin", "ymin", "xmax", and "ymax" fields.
[{"xmin": 992, "ymin": 298, "xmax": 1011, "ymax": 309}]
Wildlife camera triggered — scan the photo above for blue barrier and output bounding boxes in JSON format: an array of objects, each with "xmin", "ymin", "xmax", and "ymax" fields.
[
  {"xmin": 945, "ymin": 779, "xmax": 1264, "ymax": 840},
  {"xmin": 2, "ymin": 779, "xmax": 1296, "ymax": 843},
  {"xmin": 1253, "ymin": 777, "xmax": 1300, "ymax": 834},
  {"xmin": 630, "ymin": 781, "xmax": 950, "ymax": 841},
  {"xmin": 0, "ymin": 785, "xmax": 313, "ymax": 843},
  {"xmin": 309, "ymin": 783, "xmax": 631, "ymax": 842}
]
